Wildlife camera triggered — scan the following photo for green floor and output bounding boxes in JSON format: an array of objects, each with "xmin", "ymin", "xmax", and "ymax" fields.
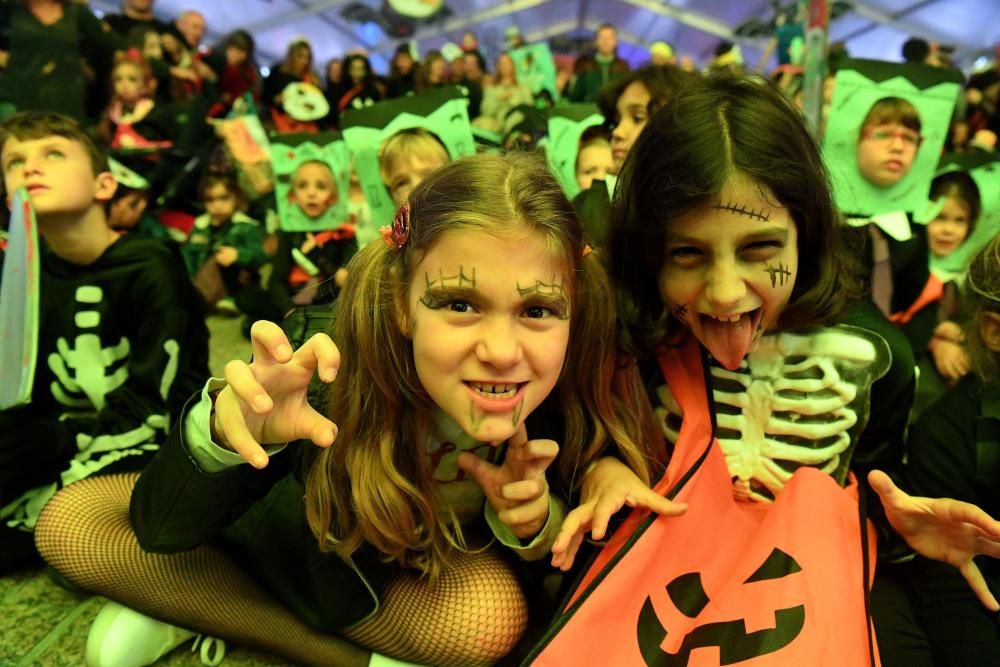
[{"xmin": 1, "ymin": 315, "xmax": 298, "ymax": 666}]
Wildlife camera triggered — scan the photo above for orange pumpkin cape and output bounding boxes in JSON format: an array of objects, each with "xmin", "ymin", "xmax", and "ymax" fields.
[{"xmin": 529, "ymin": 340, "xmax": 879, "ymax": 666}]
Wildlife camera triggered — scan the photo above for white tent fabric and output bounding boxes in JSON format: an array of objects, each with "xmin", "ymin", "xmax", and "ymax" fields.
[{"xmin": 89, "ymin": 0, "xmax": 998, "ymax": 75}]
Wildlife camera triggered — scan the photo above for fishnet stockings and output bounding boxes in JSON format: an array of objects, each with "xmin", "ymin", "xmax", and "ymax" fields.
[
  {"xmin": 35, "ymin": 473, "xmax": 528, "ymax": 666},
  {"xmin": 342, "ymin": 548, "xmax": 528, "ymax": 666}
]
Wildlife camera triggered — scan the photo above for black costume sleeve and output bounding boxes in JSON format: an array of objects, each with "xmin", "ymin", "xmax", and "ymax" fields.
[{"xmin": 130, "ymin": 395, "xmax": 295, "ymax": 553}]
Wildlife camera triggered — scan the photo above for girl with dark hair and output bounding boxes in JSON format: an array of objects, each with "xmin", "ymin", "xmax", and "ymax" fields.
[
  {"xmin": 206, "ymin": 30, "xmax": 261, "ymax": 117},
  {"xmin": 35, "ymin": 152, "xmax": 664, "ymax": 666},
  {"xmin": 547, "ymin": 75, "xmax": 1000, "ymax": 665},
  {"xmin": 574, "ymin": 64, "xmax": 695, "ymax": 247},
  {"xmin": 333, "ymin": 53, "xmax": 383, "ymax": 116},
  {"xmin": 385, "ymin": 45, "xmax": 416, "ymax": 99}
]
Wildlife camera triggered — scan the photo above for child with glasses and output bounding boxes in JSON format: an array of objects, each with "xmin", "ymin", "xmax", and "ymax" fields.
[{"xmin": 856, "ymin": 97, "xmax": 923, "ymax": 189}]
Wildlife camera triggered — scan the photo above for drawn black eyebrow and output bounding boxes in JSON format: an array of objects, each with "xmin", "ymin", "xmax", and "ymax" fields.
[
  {"xmin": 712, "ymin": 200, "xmax": 771, "ymax": 222},
  {"xmin": 763, "ymin": 262, "xmax": 793, "ymax": 287},
  {"xmin": 516, "ymin": 277, "xmax": 567, "ymax": 299},
  {"xmin": 423, "ymin": 266, "xmax": 476, "ymax": 290},
  {"xmin": 516, "ymin": 278, "xmax": 570, "ymax": 319}
]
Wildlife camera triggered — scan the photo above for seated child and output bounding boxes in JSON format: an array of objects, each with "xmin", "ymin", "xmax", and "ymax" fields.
[
  {"xmin": 34, "ymin": 152, "xmax": 659, "ymax": 666},
  {"xmin": 574, "ymin": 126, "xmax": 614, "ymax": 193},
  {"xmin": 101, "ymin": 50, "xmax": 175, "ymax": 153},
  {"xmin": 106, "ymin": 158, "xmax": 169, "ymax": 241},
  {"xmin": 899, "ymin": 234, "xmax": 1000, "ymax": 666},
  {"xmin": 377, "ymin": 127, "xmax": 450, "ymax": 207},
  {"xmin": 0, "ymin": 111, "xmax": 208, "ymax": 573},
  {"xmin": 182, "ymin": 173, "xmax": 282, "ymax": 329},
  {"xmin": 907, "ymin": 170, "xmax": 981, "ymax": 416},
  {"xmin": 273, "ymin": 159, "xmax": 358, "ymax": 307}
]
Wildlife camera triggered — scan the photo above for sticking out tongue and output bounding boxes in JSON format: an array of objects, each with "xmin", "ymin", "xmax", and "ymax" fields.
[{"xmin": 701, "ymin": 312, "xmax": 755, "ymax": 370}]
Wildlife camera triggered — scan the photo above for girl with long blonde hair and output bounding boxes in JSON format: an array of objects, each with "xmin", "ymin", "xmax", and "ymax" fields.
[{"xmin": 36, "ymin": 152, "xmax": 670, "ymax": 667}]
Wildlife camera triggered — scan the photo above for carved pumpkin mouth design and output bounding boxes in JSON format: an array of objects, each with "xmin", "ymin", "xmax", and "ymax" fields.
[{"xmin": 636, "ymin": 548, "xmax": 805, "ymax": 666}]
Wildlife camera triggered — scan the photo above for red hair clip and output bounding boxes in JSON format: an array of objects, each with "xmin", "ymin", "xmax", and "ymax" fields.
[{"xmin": 381, "ymin": 201, "xmax": 411, "ymax": 249}]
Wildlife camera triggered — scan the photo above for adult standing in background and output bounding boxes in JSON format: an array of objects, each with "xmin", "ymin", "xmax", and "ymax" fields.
[
  {"xmin": 568, "ymin": 24, "xmax": 629, "ymax": 104},
  {"xmin": 104, "ymin": 0, "xmax": 171, "ymax": 45},
  {"xmin": 0, "ymin": 0, "xmax": 128, "ymax": 123}
]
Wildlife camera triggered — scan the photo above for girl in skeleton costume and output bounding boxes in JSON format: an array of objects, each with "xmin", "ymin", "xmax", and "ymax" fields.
[
  {"xmin": 0, "ymin": 111, "xmax": 209, "ymax": 573},
  {"xmin": 543, "ymin": 76, "xmax": 1000, "ymax": 666},
  {"xmin": 900, "ymin": 235, "xmax": 1000, "ymax": 666},
  {"xmin": 35, "ymin": 153, "xmax": 661, "ymax": 666}
]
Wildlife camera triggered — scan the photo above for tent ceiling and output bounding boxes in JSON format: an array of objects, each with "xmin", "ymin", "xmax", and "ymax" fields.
[{"xmin": 90, "ymin": 0, "xmax": 998, "ymax": 73}]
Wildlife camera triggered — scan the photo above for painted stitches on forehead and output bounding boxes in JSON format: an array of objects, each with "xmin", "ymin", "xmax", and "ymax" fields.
[
  {"xmin": 517, "ymin": 277, "xmax": 570, "ymax": 320},
  {"xmin": 712, "ymin": 200, "xmax": 771, "ymax": 222}
]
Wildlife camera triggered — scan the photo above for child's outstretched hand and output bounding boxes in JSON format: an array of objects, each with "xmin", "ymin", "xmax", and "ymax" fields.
[
  {"xmin": 213, "ymin": 321, "xmax": 340, "ymax": 469},
  {"xmin": 457, "ymin": 423, "xmax": 557, "ymax": 540},
  {"xmin": 551, "ymin": 457, "xmax": 687, "ymax": 572},
  {"xmin": 869, "ymin": 470, "xmax": 1000, "ymax": 611}
]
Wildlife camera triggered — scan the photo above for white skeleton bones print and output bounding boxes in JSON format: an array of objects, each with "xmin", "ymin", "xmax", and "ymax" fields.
[
  {"xmin": 656, "ymin": 326, "xmax": 891, "ymax": 503},
  {"xmin": 1, "ymin": 285, "xmax": 180, "ymax": 530}
]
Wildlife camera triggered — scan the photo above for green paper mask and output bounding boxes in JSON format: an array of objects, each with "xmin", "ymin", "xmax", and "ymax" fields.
[
  {"xmin": 929, "ymin": 151, "xmax": 1000, "ymax": 276},
  {"xmin": 509, "ymin": 42, "xmax": 559, "ymax": 102},
  {"xmin": 822, "ymin": 59, "xmax": 961, "ymax": 216},
  {"xmin": 270, "ymin": 131, "xmax": 351, "ymax": 233},
  {"xmin": 341, "ymin": 87, "xmax": 475, "ymax": 233},
  {"xmin": 546, "ymin": 104, "xmax": 604, "ymax": 199}
]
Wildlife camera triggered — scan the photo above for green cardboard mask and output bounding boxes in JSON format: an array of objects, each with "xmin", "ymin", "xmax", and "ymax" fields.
[
  {"xmin": 822, "ymin": 59, "xmax": 962, "ymax": 216},
  {"xmin": 546, "ymin": 104, "xmax": 604, "ymax": 199},
  {"xmin": 927, "ymin": 151, "xmax": 1000, "ymax": 277},
  {"xmin": 270, "ymin": 131, "xmax": 351, "ymax": 233},
  {"xmin": 510, "ymin": 42, "xmax": 559, "ymax": 103},
  {"xmin": 341, "ymin": 87, "xmax": 475, "ymax": 232}
]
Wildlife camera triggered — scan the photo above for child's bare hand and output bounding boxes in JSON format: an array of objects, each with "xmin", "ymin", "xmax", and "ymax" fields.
[
  {"xmin": 213, "ymin": 321, "xmax": 340, "ymax": 469},
  {"xmin": 870, "ymin": 470, "xmax": 1000, "ymax": 611},
  {"xmin": 457, "ymin": 423, "xmax": 557, "ymax": 540},
  {"xmin": 300, "ymin": 233, "xmax": 318, "ymax": 255},
  {"xmin": 215, "ymin": 245, "xmax": 239, "ymax": 267},
  {"xmin": 932, "ymin": 340, "xmax": 971, "ymax": 383},
  {"xmin": 551, "ymin": 457, "xmax": 686, "ymax": 571},
  {"xmin": 334, "ymin": 267, "xmax": 349, "ymax": 288}
]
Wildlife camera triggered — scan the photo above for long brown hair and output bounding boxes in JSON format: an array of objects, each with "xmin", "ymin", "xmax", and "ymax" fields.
[
  {"xmin": 304, "ymin": 152, "xmax": 656, "ymax": 579},
  {"xmin": 964, "ymin": 235, "xmax": 1000, "ymax": 382}
]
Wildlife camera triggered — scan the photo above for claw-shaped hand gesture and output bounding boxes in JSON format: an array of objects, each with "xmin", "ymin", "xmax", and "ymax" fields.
[
  {"xmin": 870, "ymin": 470, "xmax": 1000, "ymax": 611},
  {"xmin": 212, "ymin": 321, "xmax": 340, "ymax": 468},
  {"xmin": 457, "ymin": 423, "xmax": 557, "ymax": 540}
]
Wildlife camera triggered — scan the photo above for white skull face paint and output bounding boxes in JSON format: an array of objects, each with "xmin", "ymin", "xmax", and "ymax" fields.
[{"xmin": 658, "ymin": 173, "xmax": 798, "ymax": 370}]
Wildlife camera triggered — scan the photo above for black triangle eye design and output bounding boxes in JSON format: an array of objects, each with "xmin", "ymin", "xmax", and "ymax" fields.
[{"xmin": 744, "ymin": 548, "xmax": 802, "ymax": 583}]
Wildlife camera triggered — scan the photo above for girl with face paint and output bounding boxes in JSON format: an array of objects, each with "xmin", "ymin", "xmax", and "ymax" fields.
[
  {"xmin": 36, "ymin": 153, "xmax": 659, "ymax": 667},
  {"xmin": 550, "ymin": 76, "xmax": 1000, "ymax": 665}
]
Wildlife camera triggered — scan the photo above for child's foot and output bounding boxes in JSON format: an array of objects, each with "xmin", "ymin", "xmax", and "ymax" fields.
[{"xmin": 86, "ymin": 601, "xmax": 226, "ymax": 666}]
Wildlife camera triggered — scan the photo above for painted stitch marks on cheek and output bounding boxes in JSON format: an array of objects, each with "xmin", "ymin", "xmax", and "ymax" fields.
[
  {"xmin": 672, "ymin": 302, "xmax": 689, "ymax": 320},
  {"xmin": 763, "ymin": 262, "xmax": 792, "ymax": 288},
  {"xmin": 713, "ymin": 200, "xmax": 772, "ymax": 222}
]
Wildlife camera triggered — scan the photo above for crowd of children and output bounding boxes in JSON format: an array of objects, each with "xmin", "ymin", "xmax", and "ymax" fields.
[{"xmin": 0, "ymin": 8, "xmax": 999, "ymax": 667}]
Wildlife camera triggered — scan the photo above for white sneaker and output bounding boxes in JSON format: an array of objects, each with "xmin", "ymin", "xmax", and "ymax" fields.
[{"xmin": 86, "ymin": 601, "xmax": 226, "ymax": 666}]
